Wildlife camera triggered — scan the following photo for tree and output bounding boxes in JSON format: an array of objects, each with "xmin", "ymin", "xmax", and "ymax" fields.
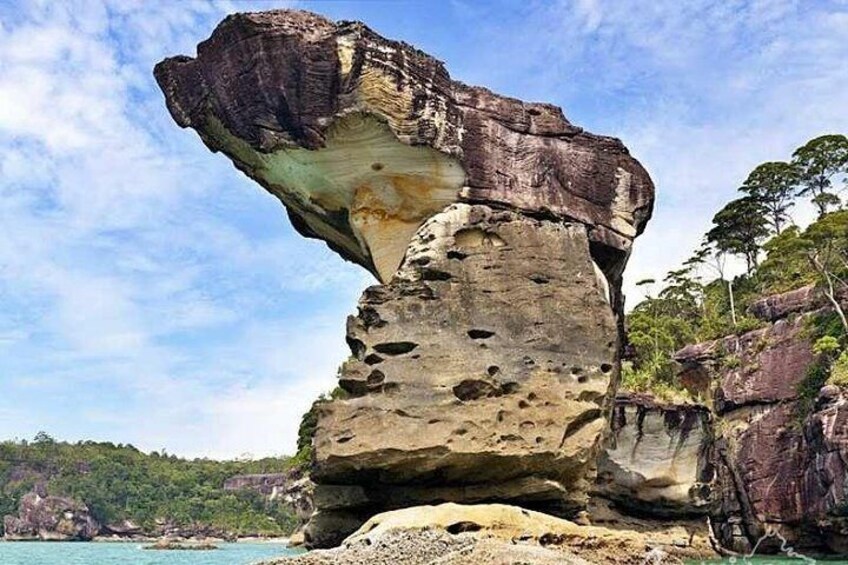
[
  {"xmin": 705, "ymin": 196, "xmax": 769, "ymax": 273},
  {"xmin": 800, "ymin": 210, "xmax": 848, "ymax": 336},
  {"xmin": 739, "ymin": 161, "xmax": 798, "ymax": 234},
  {"xmin": 687, "ymin": 242, "xmax": 738, "ymax": 329},
  {"xmin": 792, "ymin": 134, "xmax": 848, "ymax": 217}
]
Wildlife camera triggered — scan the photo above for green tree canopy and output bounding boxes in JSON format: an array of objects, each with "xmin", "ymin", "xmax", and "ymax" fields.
[
  {"xmin": 705, "ymin": 196, "xmax": 769, "ymax": 273},
  {"xmin": 739, "ymin": 161, "xmax": 798, "ymax": 234},
  {"xmin": 791, "ymin": 134, "xmax": 848, "ymax": 217}
]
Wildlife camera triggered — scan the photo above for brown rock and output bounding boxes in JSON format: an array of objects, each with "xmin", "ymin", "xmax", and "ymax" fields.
[
  {"xmin": 308, "ymin": 204, "xmax": 617, "ymax": 545},
  {"xmin": 260, "ymin": 503, "xmax": 714, "ymax": 565},
  {"xmin": 3, "ymin": 492, "xmax": 100, "ymax": 541},
  {"xmin": 154, "ymin": 9, "xmax": 654, "ymax": 549},
  {"xmin": 154, "ymin": 9, "xmax": 653, "ymax": 284},
  {"xmin": 747, "ymin": 285, "xmax": 818, "ymax": 322}
]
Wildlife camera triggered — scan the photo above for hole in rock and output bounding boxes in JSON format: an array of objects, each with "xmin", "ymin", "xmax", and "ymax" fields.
[
  {"xmin": 346, "ymin": 337, "xmax": 366, "ymax": 359},
  {"xmin": 364, "ymin": 353, "xmax": 384, "ymax": 365},
  {"xmin": 454, "ymin": 228, "xmax": 506, "ymax": 249},
  {"xmin": 522, "ymin": 356, "xmax": 535, "ymax": 366},
  {"xmin": 446, "ymin": 521, "xmax": 483, "ymax": 535},
  {"xmin": 367, "ymin": 370, "xmax": 385, "ymax": 385},
  {"xmin": 577, "ymin": 375, "xmax": 588, "ymax": 383},
  {"xmin": 370, "ymin": 162, "xmax": 384, "ymax": 171},
  {"xmin": 487, "ymin": 365, "xmax": 501, "ymax": 376},
  {"xmin": 373, "ymin": 341, "xmax": 419, "ymax": 355},
  {"xmin": 468, "ymin": 329, "xmax": 496, "ymax": 340},
  {"xmin": 420, "ymin": 268, "xmax": 452, "ymax": 281},
  {"xmin": 530, "ymin": 274, "xmax": 550, "ymax": 284},
  {"xmin": 453, "ymin": 379, "xmax": 499, "ymax": 401},
  {"xmin": 500, "ymin": 382, "xmax": 519, "ymax": 395},
  {"xmin": 447, "ymin": 250, "xmax": 467, "ymax": 261},
  {"xmin": 600, "ymin": 363, "xmax": 613, "ymax": 374},
  {"xmin": 360, "ymin": 307, "xmax": 387, "ymax": 329}
]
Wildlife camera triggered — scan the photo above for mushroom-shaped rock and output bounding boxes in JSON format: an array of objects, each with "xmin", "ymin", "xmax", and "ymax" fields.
[
  {"xmin": 154, "ymin": 9, "xmax": 653, "ymax": 284},
  {"xmin": 155, "ymin": 9, "xmax": 655, "ymax": 549}
]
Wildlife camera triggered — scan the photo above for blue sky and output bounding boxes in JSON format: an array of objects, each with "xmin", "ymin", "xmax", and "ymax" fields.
[{"xmin": 1, "ymin": 0, "xmax": 846, "ymax": 458}]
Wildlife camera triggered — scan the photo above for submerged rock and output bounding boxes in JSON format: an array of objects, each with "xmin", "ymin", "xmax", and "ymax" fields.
[{"xmin": 155, "ymin": 8, "xmax": 654, "ymax": 548}]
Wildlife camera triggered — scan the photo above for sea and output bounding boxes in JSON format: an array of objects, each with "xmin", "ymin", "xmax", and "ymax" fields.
[
  {"xmin": 2, "ymin": 543, "xmax": 848, "ymax": 564},
  {"xmin": 0, "ymin": 541, "xmax": 303, "ymax": 565}
]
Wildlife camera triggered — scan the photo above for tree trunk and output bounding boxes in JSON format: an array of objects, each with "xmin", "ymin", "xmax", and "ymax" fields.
[{"xmin": 728, "ymin": 279, "xmax": 738, "ymax": 328}]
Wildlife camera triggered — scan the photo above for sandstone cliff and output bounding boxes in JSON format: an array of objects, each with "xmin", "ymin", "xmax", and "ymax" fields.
[
  {"xmin": 155, "ymin": 9, "xmax": 654, "ymax": 548},
  {"xmin": 675, "ymin": 288, "xmax": 848, "ymax": 554}
]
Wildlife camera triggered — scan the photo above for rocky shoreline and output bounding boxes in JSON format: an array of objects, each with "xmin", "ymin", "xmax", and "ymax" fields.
[{"xmin": 151, "ymin": 7, "xmax": 848, "ymax": 562}]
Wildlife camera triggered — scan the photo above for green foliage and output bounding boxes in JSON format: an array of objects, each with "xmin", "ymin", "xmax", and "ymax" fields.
[
  {"xmin": 797, "ymin": 356, "xmax": 832, "ymax": 418},
  {"xmin": 624, "ymin": 132, "xmax": 847, "ymax": 400},
  {"xmin": 814, "ymin": 335, "xmax": 841, "ymax": 356},
  {"xmin": 706, "ymin": 196, "xmax": 770, "ymax": 272},
  {"xmin": 828, "ymin": 351, "xmax": 848, "ymax": 388},
  {"xmin": 0, "ymin": 438, "xmax": 298, "ymax": 537},
  {"xmin": 620, "ymin": 361, "xmax": 693, "ymax": 403},
  {"xmin": 791, "ymin": 134, "xmax": 848, "ymax": 217},
  {"xmin": 739, "ymin": 161, "xmax": 798, "ymax": 234}
]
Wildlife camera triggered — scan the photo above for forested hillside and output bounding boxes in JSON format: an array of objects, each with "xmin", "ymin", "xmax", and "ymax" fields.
[
  {"xmin": 625, "ymin": 133, "xmax": 848, "ymax": 400},
  {"xmin": 0, "ymin": 434, "xmax": 299, "ymax": 538}
]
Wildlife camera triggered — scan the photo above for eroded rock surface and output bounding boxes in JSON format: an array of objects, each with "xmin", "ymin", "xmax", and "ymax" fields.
[
  {"xmin": 674, "ymin": 289, "xmax": 848, "ymax": 554},
  {"xmin": 595, "ymin": 393, "xmax": 713, "ymax": 518},
  {"xmin": 155, "ymin": 8, "xmax": 654, "ymax": 549},
  {"xmin": 263, "ymin": 503, "xmax": 712, "ymax": 565},
  {"xmin": 307, "ymin": 204, "xmax": 617, "ymax": 543},
  {"xmin": 3, "ymin": 492, "xmax": 100, "ymax": 541},
  {"xmin": 155, "ymin": 9, "xmax": 653, "ymax": 284}
]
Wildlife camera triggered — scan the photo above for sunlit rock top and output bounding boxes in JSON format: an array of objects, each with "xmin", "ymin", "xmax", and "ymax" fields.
[{"xmin": 155, "ymin": 9, "xmax": 654, "ymax": 282}]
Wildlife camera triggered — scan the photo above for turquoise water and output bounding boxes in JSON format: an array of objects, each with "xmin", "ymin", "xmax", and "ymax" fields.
[
  {"xmin": 0, "ymin": 541, "xmax": 302, "ymax": 565},
  {"xmin": 691, "ymin": 559, "xmax": 848, "ymax": 563}
]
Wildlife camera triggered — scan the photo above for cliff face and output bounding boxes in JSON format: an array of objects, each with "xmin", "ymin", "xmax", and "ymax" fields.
[
  {"xmin": 155, "ymin": 9, "xmax": 654, "ymax": 548},
  {"xmin": 675, "ymin": 289, "xmax": 848, "ymax": 554},
  {"xmin": 594, "ymin": 393, "xmax": 713, "ymax": 519},
  {"xmin": 3, "ymin": 492, "xmax": 99, "ymax": 541}
]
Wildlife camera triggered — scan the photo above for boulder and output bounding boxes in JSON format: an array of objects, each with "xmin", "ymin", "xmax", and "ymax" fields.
[
  {"xmin": 747, "ymin": 285, "xmax": 817, "ymax": 322},
  {"xmin": 155, "ymin": 9, "xmax": 654, "ymax": 548},
  {"xmin": 259, "ymin": 502, "xmax": 713, "ymax": 565},
  {"xmin": 595, "ymin": 393, "xmax": 713, "ymax": 517},
  {"xmin": 3, "ymin": 492, "xmax": 100, "ymax": 541}
]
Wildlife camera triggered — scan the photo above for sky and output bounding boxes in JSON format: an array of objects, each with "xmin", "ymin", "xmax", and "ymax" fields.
[{"xmin": 0, "ymin": 0, "xmax": 846, "ymax": 459}]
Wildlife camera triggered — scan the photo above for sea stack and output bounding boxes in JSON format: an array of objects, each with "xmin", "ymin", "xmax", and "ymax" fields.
[{"xmin": 155, "ymin": 9, "xmax": 654, "ymax": 548}]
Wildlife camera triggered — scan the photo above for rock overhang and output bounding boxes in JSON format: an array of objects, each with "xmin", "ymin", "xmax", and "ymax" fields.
[{"xmin": 154, "ymin": 9, "xmax": 654, "ymax": 284}]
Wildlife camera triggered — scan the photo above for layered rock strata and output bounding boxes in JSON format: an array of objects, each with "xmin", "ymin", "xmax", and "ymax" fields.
[
  {"xmin": 155, "ymin": 9, "xmax": 654, "ymax": 548},
  {"xmin": 594, "ymin": 393, "xmax": 713, "ymax": 519},
  {"xmin": 675, "ymin": 290, "xmax": 848, "ymax": 554}
]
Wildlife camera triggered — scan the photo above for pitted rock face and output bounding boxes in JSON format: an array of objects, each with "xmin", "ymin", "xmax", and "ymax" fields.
[
  {"xmin": 155, "ymin": 9, "xmax": 655, "ymax": 550},
  {"xmin": 306, "ymin": 204, "xmax": 618, "ymax": 545},
  {"xmin": 154, "ymin": 9, "xmax": 653, "ymax": 283}
]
